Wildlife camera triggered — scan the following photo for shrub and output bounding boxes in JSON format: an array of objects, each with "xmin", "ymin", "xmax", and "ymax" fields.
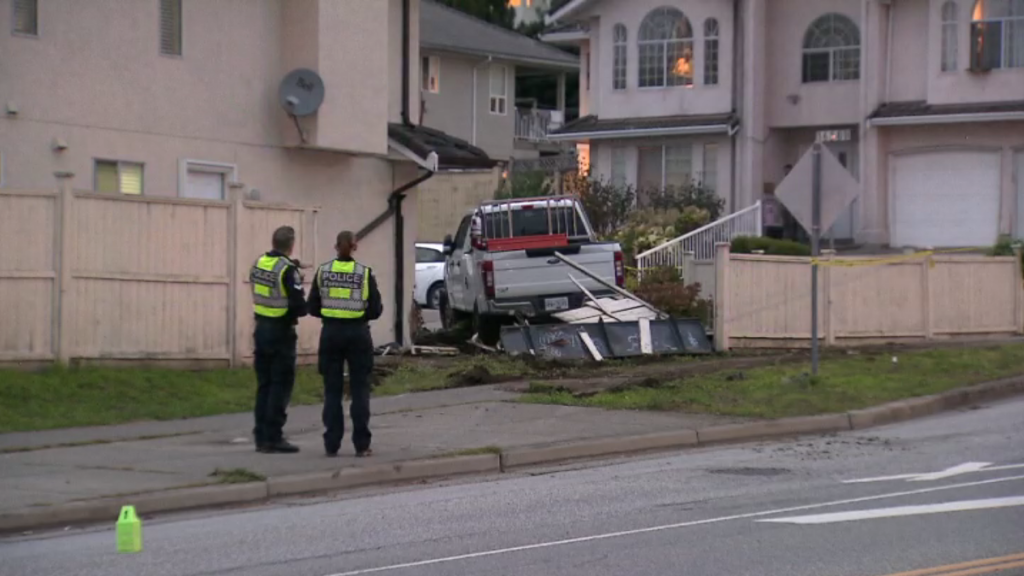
[
  {"xmin": 612, "ymin": 207, "xmax": 714, "ymax": 268},
  {"xmin": 631, "ymin": 266, "xmax": 713, "ymax": 325},
  {"xmin": 731, "ymin": 236, "xmax": 811, "ymax": 256},
  {"xmin": 989, "ymin": 234, "xmax": 1024, "ymax": 277},
  {"xmin": 495, "ymin": 170, "xmax": 552, "ymax": 199},
  {"xmin": 638, "ymin": 182, "xmax": 725, "ymax": 222},
  {"xmin": 565, "ymin": 173, "xmax": 636, "ymax": 237}
]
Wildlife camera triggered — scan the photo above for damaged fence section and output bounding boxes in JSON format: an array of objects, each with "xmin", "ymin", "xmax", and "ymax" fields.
[{"xmin": 499, "ymin": 318, "xmax": 713, "ymax": 361}]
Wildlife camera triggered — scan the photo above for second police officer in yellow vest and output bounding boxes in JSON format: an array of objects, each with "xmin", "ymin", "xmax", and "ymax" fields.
[{"xmin": 307, "ymin": 231, "xmax": 383, "ymax": 457}]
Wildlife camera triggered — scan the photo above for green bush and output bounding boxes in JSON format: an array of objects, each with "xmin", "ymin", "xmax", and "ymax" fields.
[
  {"xmin": 566, "ymin": 173, "xmax": 636, "ymax": 237},
  {"xmin": 989, "ymin": 234, "xmax": 1024, "ymax": 277},
  {"xmin": 731, "ymin": 236, "xmax": 811, "ymax": 256},
  {"xmin": 638, "ymin": 182, "xmax": 725, "ymax": 222},
  {"xmin": 495, "ymin": 170, "xmax": 553, "ymax": 199},
  {"xmin": 631, "ymin": 266, "xmax": 713, "ymax": 325}
]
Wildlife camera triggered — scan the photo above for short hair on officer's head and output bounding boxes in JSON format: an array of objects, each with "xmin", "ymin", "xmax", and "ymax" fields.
[
  {"xmin": 336, "ymin": 230, "xmax": 356, "ymax": 257},
  {"xmin": 272, "ymin": 226, "xmax": 296, "ymax": 252}
]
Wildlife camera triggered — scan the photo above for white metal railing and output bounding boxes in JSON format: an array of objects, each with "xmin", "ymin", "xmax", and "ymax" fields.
[
  {"xmin": 637, "ymin": 201, "xmax": 763, "ymax": 270},
  {"xmin": 515, "ymin": 108, "xmax": 565, "ymax": 142}
]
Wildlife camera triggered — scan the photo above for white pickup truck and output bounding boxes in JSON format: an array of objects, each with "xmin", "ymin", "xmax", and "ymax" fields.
[{"xmin": 440, "ymin": 195, "xmax": 624, "ymax": 344}]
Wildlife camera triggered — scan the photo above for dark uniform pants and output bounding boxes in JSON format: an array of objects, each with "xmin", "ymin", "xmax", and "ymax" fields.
[
  {"xmin": 253, "ymin": 319, "xmax": 297, "ymax": 446},
  {"xmin": 319, "ymin": 322, "xmax": 374, "ymax": 453}
]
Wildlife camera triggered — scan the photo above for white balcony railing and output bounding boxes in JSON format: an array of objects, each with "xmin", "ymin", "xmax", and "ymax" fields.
[
  {"xmin": 636, "ymin": 201, "xmax": 763, "ymax": 270},
  {"xmin": 515, "ymin": 108, "xmax": 564, "ymax": 142}
]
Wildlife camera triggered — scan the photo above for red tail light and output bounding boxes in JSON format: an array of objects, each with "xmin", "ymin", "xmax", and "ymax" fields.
[
  {"xmin": 614, "ymin": 251, "xmax": 625, "ymax": 288},
  {"xmin": 481, "ymin": 260, "xmax": 496, "ymax": 299}
]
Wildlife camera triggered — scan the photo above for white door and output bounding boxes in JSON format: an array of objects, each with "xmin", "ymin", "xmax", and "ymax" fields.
[
  {"xmin": 890, "ymin": 151, "xmax": 1001, "ymax": 248},
  {"xmin": 1016, "ymin": 151, "xmax": 1024, "ymax": 239},
  {"xmin": 185, "ymin": 169, "xmax": 225, "ymax": 200}
]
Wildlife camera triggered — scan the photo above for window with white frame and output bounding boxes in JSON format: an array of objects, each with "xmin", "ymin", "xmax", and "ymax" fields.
[
  {"xmin": 489, "ymin": 65, "xmax": 508, "ymax": 115},
  {"xmin": 181, "ymin": 160, "xmax": 236, "ymax": 200},
  {"xmin": 613, "ymin": 24, "xmax": 628, "ymax": 90},
  {"xmin": 13, "ymin": 0, "xmax": 38, "ymax": 36},
  {"xmin": 638, "ymin": 7, "xmax": 694, "ymax": 88},
  {"xmin": 95, "ymin": 160, "xmax": 144, "ymax": 195},
  {"xmin": 160, "ymin": 0, "xmax": 183, "ymax": 56},
  {"xmin": 970, "ymin": 0, "xmax": 1024, "ymax": 70},
  {"xmin": 941, "ymin": 1, "xmax": 960, "ymax": 71},
  {"xmin": 610, "ymin": 147, "xmax": 627, "ymax": 186},
  {"xmin": 704, "ymin": 18, "xmax": 720, "ymax": 85},
  {"xmin": 422, "ymin": 55, "xmax": 440, "ymax": 93},
  {"xmin": 637, "ymin": 145, "xmax": 693, "ymax": 190},
  {"xmin": 802, "ymin": 13, "xmax": 861, "ymax": 82},
  {"xmin": 701, "ymin": 143, "xmax": 718, "ymax": 192}
]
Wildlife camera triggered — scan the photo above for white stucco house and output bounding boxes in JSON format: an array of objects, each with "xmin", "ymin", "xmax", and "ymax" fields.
[
  {"xmin": 0, "ymin": 0, "xmax": 496, "ymax": 351},
  {"xmin": 544, "ymin": 0, "xmax": 1024, "ymax": 248}
]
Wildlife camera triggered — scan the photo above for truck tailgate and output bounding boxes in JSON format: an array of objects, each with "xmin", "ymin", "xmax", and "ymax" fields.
[{"xmin": 491, "ymin": 248, "xmax": 616, "ymax": 300}]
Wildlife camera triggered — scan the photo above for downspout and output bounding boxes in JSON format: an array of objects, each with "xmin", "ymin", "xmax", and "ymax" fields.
[
  {"xmin": 885, "ymin": 0, "xmax": 894, "ymax": 102},
  {"xmin": 729, "ymin": 0, "xmax": 741, "ymax": 212},
  {"xmin": 401, "ymin": 0, "xmax": 413, "ymax": 126},
  {"xmin": 388, "ymin": 0, "xmax": 434, "ymax": 346},
  {"xmin": 471, "ymin": 56, "xmax": 494, "ymax": 145}
]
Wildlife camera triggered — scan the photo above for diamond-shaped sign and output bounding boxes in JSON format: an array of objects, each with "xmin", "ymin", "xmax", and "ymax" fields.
[{"xmin": 775, "ymin": 145, "xmax": 861, "ymax": 233}]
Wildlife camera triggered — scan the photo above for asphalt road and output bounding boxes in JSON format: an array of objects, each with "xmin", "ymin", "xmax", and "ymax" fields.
[{"xmin": 3, "ymin": 397, "xmax": 1023, "ymax": 576}]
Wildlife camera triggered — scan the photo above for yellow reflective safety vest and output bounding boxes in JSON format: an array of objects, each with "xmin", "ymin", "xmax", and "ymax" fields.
[
  {"xmin": 251, "ymin": 254, "xmax": 293, "ymax": 318},
  {"xmin": 317, "ymin": 260, "xmax": 370, "ymax": 319}
]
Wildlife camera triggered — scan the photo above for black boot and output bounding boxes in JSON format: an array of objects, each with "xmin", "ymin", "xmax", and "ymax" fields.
[{"xmin": 263, "ymin": 440, "xmax": 300, "ymax": 454}]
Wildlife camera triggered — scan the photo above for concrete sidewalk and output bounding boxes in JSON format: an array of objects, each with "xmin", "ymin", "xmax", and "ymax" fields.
[{"xmin": 0, "ymin": 385, "xmax": 747, "ymax": 516}]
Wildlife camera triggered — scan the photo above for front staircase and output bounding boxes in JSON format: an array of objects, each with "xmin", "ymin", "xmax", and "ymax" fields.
[{"xmin": 636, "ymin": 201, "xmax": 763, "ymax": 271}]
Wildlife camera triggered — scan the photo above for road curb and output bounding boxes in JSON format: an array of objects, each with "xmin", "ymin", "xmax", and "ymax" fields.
[
  {"xmin": 266, "ymin": 454, "xmax": 500, "ymax": 497},
  {"xmin": 500, "ymin": 430, "xmax": 698, "ymax": 470},
  {"xmin": 3, "ymin": 377, "xmax": 1022, "ymax": 535}
]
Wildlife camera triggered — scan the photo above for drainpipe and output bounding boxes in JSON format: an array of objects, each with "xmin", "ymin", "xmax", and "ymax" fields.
[
  {"xmin": 471, "ymin": 56, "xmax": 494, "ymax": 145},
  {"xmin": 885, "ymin": 0, "xmax": 895, "ymax": 103},
  {"xmin": 730, "ymin": 0, "xmax": 741, "ymax": 212},
  {"xmin": 401, "ymin": 0, "xmax": 413, "ymax": 126},
  {"xmin": 387, "ymin": 0, "xmax": 435, "ymax": 346}
]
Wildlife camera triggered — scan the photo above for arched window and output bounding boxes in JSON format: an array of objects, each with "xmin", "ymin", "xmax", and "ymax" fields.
[
  {"xmin": 801, "ymin": 13, "xmax": 861, "ymax": 82},
  {"xmin": 971, "ymin": 0, "xmax": 1024, "ymax": 69},
  {"xmin": 704, "ymin": 18, "xmax": 720, "ymax": 85},
  {"xmin": 942, "ymin": 1, "xmax": 959, "ymax": 71},
  {"xmin": 613, "ymin": 24, "xmax": 628, "ymax": 90},
  {"xmin": 638, "ymin": 7, "xmax": 694, "ymax": 88}
]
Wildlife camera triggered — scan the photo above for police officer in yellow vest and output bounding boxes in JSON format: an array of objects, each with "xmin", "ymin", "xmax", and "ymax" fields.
[
  {"xmin": 250, "ymin": 226, "xmax": 307, "ymax": 454},
  {"xmin": 307, "ymin": 230, "xmax": 383, "ymax": 457}
]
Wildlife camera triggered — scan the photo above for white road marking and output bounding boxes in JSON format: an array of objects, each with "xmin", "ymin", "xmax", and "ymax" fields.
[
  {"xmin": 321, "ymin": 474, "xmax": 1024, "ymax": 576},
  {"xmin": 757, "ymin": 496, "xmax": 1024, "ymax": 525},
  {"xmin": 844, "ymin": 462, "xmax": 1024, "ymax": 484}
]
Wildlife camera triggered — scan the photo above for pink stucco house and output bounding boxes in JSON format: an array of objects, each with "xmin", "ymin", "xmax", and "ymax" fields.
[{"xmin": 543, "ymin": 0, "xmax": 1024, "ymax": 249}]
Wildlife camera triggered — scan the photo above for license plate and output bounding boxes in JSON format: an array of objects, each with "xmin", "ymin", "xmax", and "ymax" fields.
[{"xmin": 544, "ymin": 297, "xmax": 570, "ymax": 312}]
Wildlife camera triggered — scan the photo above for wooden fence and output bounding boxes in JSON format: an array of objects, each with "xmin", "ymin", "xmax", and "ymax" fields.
[
  {"xmin": 0, "ymin": 183, "xmax": 325, "ymax": 367},
  {"xmin": 711, "ymin": 244, "xmax": 1024, "ymax": 349}
]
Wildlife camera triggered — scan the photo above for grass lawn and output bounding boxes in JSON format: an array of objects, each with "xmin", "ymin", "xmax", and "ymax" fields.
[
  {"xmin": 0, "ymin": 365, "xmax": 324, "ymax": 433},
  {"xmin": 0, "ymin": 356, "xmax": 535, "ymax": 433},
  {"xmin": 519, "ymin": 344, "xmax": 1024, "ymax": 419}
]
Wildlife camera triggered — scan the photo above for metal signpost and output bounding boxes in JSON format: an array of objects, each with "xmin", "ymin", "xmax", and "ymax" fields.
[
  {"xmin": 775, "ymin": 142, "xmax": 860, "ymax": 376},
  {"xmin": 810, "ymin": 144, "xmax": 822, "ymax": 375}
]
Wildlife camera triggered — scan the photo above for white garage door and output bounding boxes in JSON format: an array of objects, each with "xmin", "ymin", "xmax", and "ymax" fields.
[{"xmin": 891, "ymin": 151, "xmax": 1000, "ymax": 248}]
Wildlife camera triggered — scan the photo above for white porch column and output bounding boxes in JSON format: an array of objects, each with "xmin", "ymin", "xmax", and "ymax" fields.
[{"xmin": 739, "ymin": 0, "xmax": 767, "ymax": 212}]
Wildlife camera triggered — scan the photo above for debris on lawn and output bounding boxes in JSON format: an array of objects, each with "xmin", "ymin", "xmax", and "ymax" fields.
[{"xmin": 498, "ymin": 252, "xmax": 714, "ymax": 361}]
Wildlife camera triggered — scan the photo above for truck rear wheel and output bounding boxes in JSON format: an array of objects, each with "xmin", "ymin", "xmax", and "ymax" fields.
[
  {"xmin": 440, "ymin": 293, "xmax": 470, "ymax": 331},
  {"xmin": 473, "ymin": 309, "xmax": 502, "ymax": 347}
]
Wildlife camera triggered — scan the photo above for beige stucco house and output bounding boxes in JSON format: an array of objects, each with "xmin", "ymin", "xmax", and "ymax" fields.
[
  {"xmin": 415, "ymin": 0, "xmax": 579, "ymax": 241},
  {"xmin": 545, "ymin": 0, "xmax": 1024, "ymax": 249},
  {"xmin": 0, "ymin": 0, "xmax": 495, "ymax": 359}
]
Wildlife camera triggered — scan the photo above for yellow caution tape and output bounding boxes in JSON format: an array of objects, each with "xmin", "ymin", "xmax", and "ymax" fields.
[{"xmin": 809, "ymin": 246, "xmax": 995, "ymax": 268}]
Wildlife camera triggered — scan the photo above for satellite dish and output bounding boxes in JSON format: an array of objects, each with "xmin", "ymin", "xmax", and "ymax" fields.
[{"xmin": 278, "ymin": 68, "xmax": 325, "ymax": 117}]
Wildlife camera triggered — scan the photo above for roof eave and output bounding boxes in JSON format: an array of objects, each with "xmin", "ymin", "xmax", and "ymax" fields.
[
  {"xmin": 549, "ymin": 124, "xmax": 736, "ymax": 141},
  {"xmin": 546, "ymin": 0, "xmax": 596, "ymax": 24},
  {"xmin": 420, "ymin": 43, "xmax": 579, "ymax": 70},
  {"xmin": 539, "ymin": 30, "xmax": 589, "ymax": 44},
  {"xmin": 388, "ymin": 139, "xmax": 440, "ymax": 172},
  {"xmin": 868, "ymin": 111, "xmax": 1024, "ymax": 127}
]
